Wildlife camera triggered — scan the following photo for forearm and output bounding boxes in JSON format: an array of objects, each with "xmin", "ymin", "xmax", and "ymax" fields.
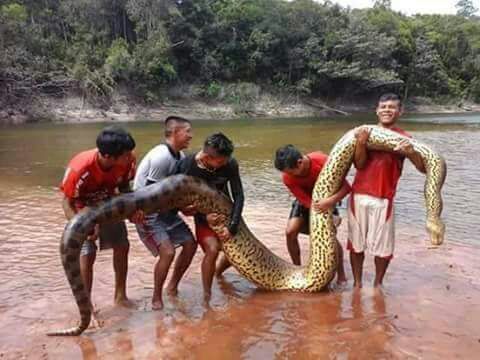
[
  {"xmin": 62, "ymin": 197, "xmax": 101, "ymax": 238},
  {"xmin": 228, "ymin": 181, "xmax": 244, "ymax": 234},
  {"xmin": 228, "ymin": 176, "xmax": 245, "ymax": 235},
  {"xmin": 118, "ymin": 181, "xmax": 133, "ymax": 193},
  {"xmin": 229, "ymin": 197, "xmax": 244, "ymax": 235},
  {"xmin": 62, "ymin": 197, "xmax": 97, "ymax": 219},
  {"xmin": 62, "ymin": 197, "xmax": 77, "ymax": 220},
  {"xmin": 289, "ymin": 186, "xmax": 312, "ymax": 208},
  {"xmin": 408, "ymin": 152, "xmax": 426, "ymax": 173},
  {"xmin": 354, "ymin": 142, "xmax": 368, "ymax": 169},
  {"xmin": 326, "ymin": 180, "xmax": 351, "ymax": 206}
]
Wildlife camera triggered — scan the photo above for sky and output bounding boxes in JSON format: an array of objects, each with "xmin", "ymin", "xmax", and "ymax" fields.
[{"xmin": 331, "ymin": 0, "xmax": 469, "ymax": 16}]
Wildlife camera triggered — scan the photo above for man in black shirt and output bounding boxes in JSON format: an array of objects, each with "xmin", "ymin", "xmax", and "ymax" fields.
[{"xmin": 175, "ymin": 132, "xmax": 244, "ymax": 299}]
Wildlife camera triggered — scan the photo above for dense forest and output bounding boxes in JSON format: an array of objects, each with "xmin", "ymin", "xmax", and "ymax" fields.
[{"xmin": 1, "ymin": 0, "xmax": 479, "ymax": 113}]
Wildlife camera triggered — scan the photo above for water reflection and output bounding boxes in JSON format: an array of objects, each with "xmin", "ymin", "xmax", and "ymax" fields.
[
  {"xmin": 77, "ymin": 337, "xmax": 98, "ymax": 359},
  {"xmin": 128, "ymin": 278, "xmax": 395, "ymax": 359}
]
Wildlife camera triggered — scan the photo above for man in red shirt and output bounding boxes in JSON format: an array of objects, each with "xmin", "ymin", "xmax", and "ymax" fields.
[
  {"xmin": 349, "ymin": 93, "xmax": 426, "ymax": 289},
  {"xmin": 274, "ymin": 145, "xmax": 351, "ymax": 284},
  {"xmin": 60, "ymin": 126, "xmax": 143, "ymax": 312}
]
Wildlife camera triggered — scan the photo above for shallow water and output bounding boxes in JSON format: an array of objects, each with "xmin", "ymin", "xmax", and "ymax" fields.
[{"xmin": 0, "ymin": 114, "xmax": 479, "ymax": 359}]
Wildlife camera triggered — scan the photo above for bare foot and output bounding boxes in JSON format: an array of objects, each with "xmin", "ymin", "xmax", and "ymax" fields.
[
  {"xmin": 331, "ymin": 278, "xmax": 347, "ymax": 291},
  {"xmin": 115, "ymin": 296, "xmax": 137, "ymax": 309},
  {"xmin": 90, "ymin": 316, "xmax": 103, "ymax": 329},
  {"xmin": 373, "ymin": 283, "xmax": 384, "ymax": 292},
  {"xmin": 353, "ymin": 282, "xmax": 363, "ymax": 289},
  {"xmin": 336, "ymin": 275, "xmax": 348, "ymax": 285},
  {"xmin": 202, "ymin": 292, "xmax": 212, "ymax": 309},
  {"xmin": 90, "ymin": 305, "xmax": 103, "ymax": 328},
  {"xmin": 152, "ymin": 298, "xmax": 164, "ymax": 311}
]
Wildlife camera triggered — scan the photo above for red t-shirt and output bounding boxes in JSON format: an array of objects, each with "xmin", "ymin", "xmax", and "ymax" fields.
[
  {"xmin": 282, "ymin": 151, "xmax": 331, "ymax": 208},
  {"xmin": 60, "ymin": 149, "xmax": 136, "ymax": 209},
  {"xmin": 352, "ymin": 127, "xmax": 411, "ymax": 200}
]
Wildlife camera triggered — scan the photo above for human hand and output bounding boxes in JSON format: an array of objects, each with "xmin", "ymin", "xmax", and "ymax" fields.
[
  {"xmin": 181, "ymin": 205, "xmax": 197, "ymax": 216},
  {"xmin": 333, "ymin": 215, "xmax": 342, "ymax": 227},
  {"xmin": 394, "ymin": 139, "xmax": 415, "ymax": 156},
  {"xmin": 206, "ymin": 213, "xmax": 226, "ymax": 226},
  {"xmin": 87, "ymin": 224, "xmax": 100, "ymax": 242},
  {"xmin": 216, "ymin": 227, "xmax": 233, "ymax": 242},
  {"xmin": 354, "ymin": 126, "xmax": 371, "ymax": 145},
  {"xmin": 313, "ymin": 199, "xmax": 335, "ymax": 213},
  {"xmin": 129, "ymin": 210, "xmax": 145, "ymax": 224}
]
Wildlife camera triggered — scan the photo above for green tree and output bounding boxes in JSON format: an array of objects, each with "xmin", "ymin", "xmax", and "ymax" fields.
[
  {"xmin": 126, "ymin": 0, "xmax": 172, "ymax": 40},
  {"xmin": 468, "ymin": 76, "xmax": 480, "ymax": 102},
  {"xmin": 456, "ymin": 0, "xmax": 478, "ymax": 17},
  {"xmin": 406, "ymin": 37, "xmax": 450, "ymax": 97},
  {"xmin": 1, "ymin": 0, "xmax": 480, "ymax": 107},
  {"xmin": 311, "ymin": 12, "xmax": 403, "ymax": 96},
  {"xmin": 373, "ymin": 0, "xmax": 392, "ymax": 10}
]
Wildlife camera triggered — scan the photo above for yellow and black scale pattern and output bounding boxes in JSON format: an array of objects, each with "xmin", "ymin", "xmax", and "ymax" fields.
[{"xmin": 48, "ymin": 126, "xmax": 446, "ymax": 336}]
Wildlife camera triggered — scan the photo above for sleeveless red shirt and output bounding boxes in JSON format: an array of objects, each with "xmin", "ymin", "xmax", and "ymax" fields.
[{"xmin": 352, "ymin": 127, "xmax": 411, "ymax": 200}]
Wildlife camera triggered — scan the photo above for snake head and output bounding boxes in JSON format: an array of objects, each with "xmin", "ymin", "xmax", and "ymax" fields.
[{"xmin": 426, "ymin": 218, "xmax": 445, "ymax": 246}]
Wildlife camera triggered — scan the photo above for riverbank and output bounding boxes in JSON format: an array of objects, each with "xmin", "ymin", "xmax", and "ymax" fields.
[{"xmin": 1, "ymin": 91, "xmax": 479, "ymax": 125}]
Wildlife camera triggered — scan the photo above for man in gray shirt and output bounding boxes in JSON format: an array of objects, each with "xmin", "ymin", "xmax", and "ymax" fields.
[{"xmin": 134, "ymin": 116, "xmax": 197, "ymax": 310}]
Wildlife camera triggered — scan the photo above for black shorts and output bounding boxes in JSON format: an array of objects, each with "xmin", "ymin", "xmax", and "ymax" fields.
[
  {"xmin": 288, "ymin": 200, "xmax": 339, "ymax": 235},
  {"xmin": 80, "ymin": 221, "xmax": 129, "ymax": 256}
]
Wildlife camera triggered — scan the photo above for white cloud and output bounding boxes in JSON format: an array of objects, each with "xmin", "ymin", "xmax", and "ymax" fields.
[{"xmin": 330, "ymin": 0, "xmax": 462, "ymax": 15}]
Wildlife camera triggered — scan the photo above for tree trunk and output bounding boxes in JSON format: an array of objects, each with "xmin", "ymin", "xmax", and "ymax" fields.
[
  {"xmin": 403, "ymin": 81, "xmax": 409, "ymax": 102},
  {"xmin": 123, "ymin": 10, "xmax": 127, "ymax": 40}
]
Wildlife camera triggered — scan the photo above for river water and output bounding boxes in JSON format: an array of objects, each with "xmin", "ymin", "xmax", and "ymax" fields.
[{"xmin": 0, "ymin": 113, "xmax": 479, "ymax": 359}]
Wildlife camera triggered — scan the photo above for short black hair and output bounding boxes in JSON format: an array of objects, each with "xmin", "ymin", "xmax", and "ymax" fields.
[
  {"xmin": 164, "ymin": 116, "xmax": 191, "ymax": 137},
  {"xmin": 96, "ymin": 125, "xmax": 135, "ymax": 157},
  {"xmin": 274, "ymin": 145, "xmax": 303, "ymax": 171},
  {"xmin": 378, "ymin": 93, "xmax": 402, "ymax": 106},
  {"xmin": 203, "ymin": 132, "xmax": 234, "ymax": 157}
]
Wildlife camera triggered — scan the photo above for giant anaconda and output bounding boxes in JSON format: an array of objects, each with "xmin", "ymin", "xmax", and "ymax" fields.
[{"xmin": 48, "ymin": 126, "xmax": 446, "ymax": 336}]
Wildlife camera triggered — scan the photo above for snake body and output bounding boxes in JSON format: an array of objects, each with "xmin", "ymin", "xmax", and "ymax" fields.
[{"xmin": 48, "ymin": 126, "xmax": 446, "ymax": 336}]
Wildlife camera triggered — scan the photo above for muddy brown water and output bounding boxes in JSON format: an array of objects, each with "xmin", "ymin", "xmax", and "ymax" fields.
[{"xmin": 0, "ymin": 114, "xmax": 479, "ymax": 359}]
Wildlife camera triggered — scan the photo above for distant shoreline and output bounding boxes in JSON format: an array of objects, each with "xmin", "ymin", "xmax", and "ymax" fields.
[{"xmin": 1, "ymin": 94, "xmax": 479, "ymax": 125}]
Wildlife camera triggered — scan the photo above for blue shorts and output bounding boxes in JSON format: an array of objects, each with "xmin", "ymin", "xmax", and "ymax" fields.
[
  {"xmin": 136, "ymin": 211, "xmax": 194, "ymax": 257},
  {"xmin": 80, "ymin": 221, "xmax": 129, "ymax": 256}
]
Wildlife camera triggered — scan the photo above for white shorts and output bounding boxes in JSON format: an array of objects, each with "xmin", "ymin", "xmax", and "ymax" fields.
[{"xmin": 347, "ymin": 194, "xmax": 395, "ymax": 258}]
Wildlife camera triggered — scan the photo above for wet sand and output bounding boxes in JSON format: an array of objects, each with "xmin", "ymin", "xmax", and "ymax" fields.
[{"xmin": 0, "ymin": 197, "xmax": 479, "ymax": 359}]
